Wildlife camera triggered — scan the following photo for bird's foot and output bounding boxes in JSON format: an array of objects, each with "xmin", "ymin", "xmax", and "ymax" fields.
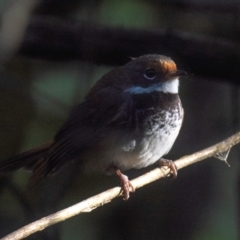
[
  {"xmin": 158, "ymin": 158, "xmax": 177, "ymax": 179},
  {"xmin": 115, "ymin": 168, "xmax": 135, "ymax": 200}
]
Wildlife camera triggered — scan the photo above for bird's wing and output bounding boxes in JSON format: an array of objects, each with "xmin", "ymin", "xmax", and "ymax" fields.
[
  {"xmin": 55, "ymin": 87, "xmax": 134, "ymax": 140},
  {"xmin": 29, "ymin": 87, "xmax": 134, "ymax": 184},
  {"xmin": 0, "ymin": 142, "xmax": 53, "ymax": 173}
]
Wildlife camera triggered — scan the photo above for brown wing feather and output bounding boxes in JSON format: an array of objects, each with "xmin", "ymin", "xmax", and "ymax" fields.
[
  {"xmin": 0, "ymin": 142, "xmax": 53, "ymax": 173},
  {"xmin": 27, "ymin": 87, "xmax": 133, "ymax": 185}
]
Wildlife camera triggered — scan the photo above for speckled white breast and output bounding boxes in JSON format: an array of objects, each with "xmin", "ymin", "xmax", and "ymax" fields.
[
  {"xmin": 114, "ymin": 103, "xmax": 183, "ymax": 170},
  {"xmin": 83, "ymin": 101, "xmax": 183, "ymax": 173}
]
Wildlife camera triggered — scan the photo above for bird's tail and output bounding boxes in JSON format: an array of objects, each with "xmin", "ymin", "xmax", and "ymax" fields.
[{"xmin": 0, "ymin": 142, "xmax": 53, "ymax": 173}]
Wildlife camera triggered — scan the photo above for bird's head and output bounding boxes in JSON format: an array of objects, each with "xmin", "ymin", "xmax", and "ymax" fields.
[{"xmin": 86, "ymin": 54, "xmax": 186, "ymax": 99}]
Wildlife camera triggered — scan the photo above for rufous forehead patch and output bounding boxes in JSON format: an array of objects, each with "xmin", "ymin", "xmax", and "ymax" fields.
[
  {"xmin": 160, "ymin": 60, "xmax": 177, "ymax": 73},
  {"xmin": 146, "ymin": 59, "xmax": 177, "ymax": 73}
]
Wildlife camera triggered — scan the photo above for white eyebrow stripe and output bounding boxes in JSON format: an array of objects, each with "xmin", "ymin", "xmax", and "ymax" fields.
[{"xmin": 124, "ymin": 78, "xmax": 179, "ymax": 94}]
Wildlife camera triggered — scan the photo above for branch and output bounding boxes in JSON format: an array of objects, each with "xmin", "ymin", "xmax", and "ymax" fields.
[
  {"xmin": 18, "ymin": 17, "xmax": 240, "ymax": 83},
  {"xmin": 2, "ymin": 131, "xmax": 240, "ymax": 240},
  {"xmin": 160, "ymin": 0, "xmax": 240, "ymax": 14}
]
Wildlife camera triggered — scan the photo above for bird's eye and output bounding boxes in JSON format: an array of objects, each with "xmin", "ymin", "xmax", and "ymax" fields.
[{"xmin": 144, "ymin": 69, "xmax": 156, "ymax": 80}]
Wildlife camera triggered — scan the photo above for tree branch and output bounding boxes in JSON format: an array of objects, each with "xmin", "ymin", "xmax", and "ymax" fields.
[
  {"xmin": 160, "ymin": 0, "xmax": 240, "ymax": 14},
  {"xmin": 18, "ymin": 17, "xmax": 240, "ymax": 84},
  {"xmin": 2, "ymin": 131, "xmax": 240, "ymax": 240}
]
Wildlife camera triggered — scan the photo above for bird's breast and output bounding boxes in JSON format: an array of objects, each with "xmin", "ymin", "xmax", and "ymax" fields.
[
  {"xmin": 118, "ymin": 103, "xmax": 183, "ymax": 170},
  {"xmin": 83, "ymin": 101, "xmax": 183, "ymax": 173}
]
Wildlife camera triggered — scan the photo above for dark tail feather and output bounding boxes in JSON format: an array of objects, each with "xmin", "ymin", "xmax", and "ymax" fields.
[
  {"xmin": 0, "ymin": 142, "xmax": 53, "ymax": 173},
  {"xmin": 28, "ymin": 157, "xmax": 50, "ymax": 188}
]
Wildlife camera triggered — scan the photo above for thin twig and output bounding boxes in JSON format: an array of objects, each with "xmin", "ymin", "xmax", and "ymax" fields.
[{"xmin": 1, "ymin": 131, "xmax": 240, "ymax": 240}]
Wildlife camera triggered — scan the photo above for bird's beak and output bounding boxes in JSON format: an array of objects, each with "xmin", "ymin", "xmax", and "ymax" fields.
[{"xmin": 167, "ymin": 70, "xmax": 187, "ymax": 79}]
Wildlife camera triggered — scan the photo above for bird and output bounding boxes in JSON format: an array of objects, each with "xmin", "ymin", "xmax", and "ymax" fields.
[{"xmin": 0, "ymin": 54, "xmax": 185, "ymax": 200}]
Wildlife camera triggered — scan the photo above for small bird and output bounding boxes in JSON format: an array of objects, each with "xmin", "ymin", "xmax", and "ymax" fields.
[{"xmin": 0, "ymin": 54, "xmax": 185, "ymax": 200}]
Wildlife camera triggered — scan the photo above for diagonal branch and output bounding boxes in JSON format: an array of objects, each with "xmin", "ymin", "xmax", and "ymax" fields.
[{"xmin": 2, "ymin": 131, "xmax": 240, "ymax": 240}]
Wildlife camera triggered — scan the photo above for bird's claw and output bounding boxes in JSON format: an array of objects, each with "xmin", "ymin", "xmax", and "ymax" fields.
[
  {"xmin": 158, "ymin": 158, "xmax": 178, "ymax": 179},
  {"xmin": 115, "ymin": 168, "xmax": 135, "ymax": 200},
  {"xmin": 119, "ymin": 174, "xmax": 135, "ymax": 200}
]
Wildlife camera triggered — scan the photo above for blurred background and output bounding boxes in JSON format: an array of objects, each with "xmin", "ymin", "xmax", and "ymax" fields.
[{"xmin": 0, "ymin": 0, "xmax": 239, "ymax": 239}]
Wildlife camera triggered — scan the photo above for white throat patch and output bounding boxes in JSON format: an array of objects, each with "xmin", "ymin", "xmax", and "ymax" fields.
[{"xmin": 124, "ymin": 78, "xmax": 179, "ymax": 94}]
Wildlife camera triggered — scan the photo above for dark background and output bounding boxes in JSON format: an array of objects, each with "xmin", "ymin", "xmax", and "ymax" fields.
[{"xmin": 0, "ymin": 0, "xmax": 239, "ymax": 239}]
